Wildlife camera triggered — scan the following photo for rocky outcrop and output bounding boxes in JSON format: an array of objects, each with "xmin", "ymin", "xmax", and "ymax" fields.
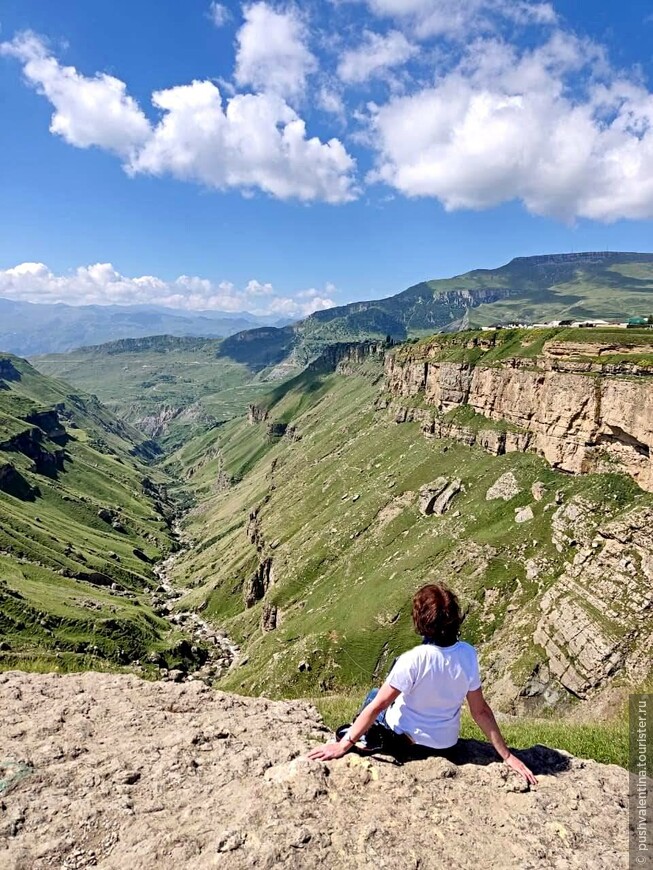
[
  {"xmin": 534, "ymin": 506, "xmax": 653, "ymax": 698},
  {"xmin": 261, "ymin": 602, "xmax": 278, "ymax": 632},
  {"xmin": 248, "ymin": 404, "xmax": 269, "ymax": 424},
  {"xmin": 306, "ymin": 341, "xmax": 384, "ymax": 375},
  {"xmin": 24, "ymin": 409, "xmax": 68, "ymax": 445},
  {"xmin": 0, "ymin": 672, "xmax": 631, "ymax": 869},
  {"xmin": 0, "ymin": 428, "xmax": 66, "ymax": 477},
  {"xmin": 0, "ymin": 357, "xmax": 21, "ymax": 382},
  {"xmin": 0, "ymin": 462, "xmax": 38, "ymax": 501},
  {"xmin": 486, "ymin": 472, "xmax": 521, "ymax": 501},
  {"xmin": 244, "ymin": 558, "xmax": 274, "ymax": 608},
  {"xmin": 135, "ymin": 404, "xmax": 216, "ymax": 438},
  {"xmin": 385, "ymin": 346, "xmax": 653, "ymax": 491},
  {"xmin": 419, "ymin": 477, "xmax": 462, "ymax": 515}
]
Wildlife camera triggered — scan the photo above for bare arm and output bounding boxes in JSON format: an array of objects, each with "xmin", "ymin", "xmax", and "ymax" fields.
[
  {"xmin": 466, "ymin": 688, "xmax": 537, "ymax": 786},
  {"xmin": 308, "ymin": 684, "xmax": 401, "ymax": 761}
]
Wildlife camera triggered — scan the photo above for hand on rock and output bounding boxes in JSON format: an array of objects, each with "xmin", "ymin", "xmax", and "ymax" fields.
[
  {"xmin": 307, "ymin": 741, "xmax": 349, "ymax": 762},
  {"xmin": 505, "ymin": 753, "xmax": 538, "ymax": 786}
]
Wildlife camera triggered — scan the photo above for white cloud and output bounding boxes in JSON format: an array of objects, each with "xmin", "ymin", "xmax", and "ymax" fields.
[
  {"xmin": 337, "ymin": 30, "xmax": 418, "ymax": 84},
  {"xmin": 1, "ymin": 32, "xmax": 356, "ymax": 204},
  {"xmin": 0, "ymin": 262, "xmax": 337, "ymax": 317},
  {"xmin": 208, "ymin": 2, "xmax": 231, "ymax": 27},
  {"xmin": 368, "ymin": 33, "xmax": 653, "ymax": 221},
  {"xmin": 357, "ymin": 0, "xmax": 557, "ymax": 39},
  {"xmin": 0, "ymin": 32, "xmax": 151, "ymax": 157},
  {"xmin": 130, "ymin": 81, "xmax": 356, "ymax": 202},
  {"xmin": 316, "ymin": 86, "xmax": 346, "ymax": 118},
  {"xmin": 234, "ymin": 2, "xmax": 317, "ymax": 100}
]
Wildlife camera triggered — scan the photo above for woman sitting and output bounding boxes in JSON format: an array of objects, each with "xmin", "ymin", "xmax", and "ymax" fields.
[{"xmin": 308, "ymin": 583, "xmax": 537, "ymax": 786}]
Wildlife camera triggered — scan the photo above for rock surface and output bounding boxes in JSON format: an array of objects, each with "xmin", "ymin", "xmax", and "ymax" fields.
[
  {"xmin": 486, "ymin": 472, "xmax": 521, "ymax": 501},
  {"xmin": 0, "ymin": 672, "xmax": 629, "ymax": 869},
  {"xmin": 419, "ymin": 477, "xmax": 462, "ymax": 516},
  {"xmin": 385, "ymin": 345, "xmax": 653, "ymax": 491},
  {"xmin": 534, "ymin": 506, "xmax": 653, "ymax": 697}
]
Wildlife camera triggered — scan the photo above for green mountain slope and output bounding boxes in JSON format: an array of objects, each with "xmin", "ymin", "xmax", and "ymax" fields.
[
  {"xmin": 35, "ymin": 253, "xmax": 653, "ymax": 453},
  {"xmin": 165, "ymin": 332, "xmax": 653, "ymax": 717},
  {"xmin": 0, "ymin": 354, "xmax": 199, "ymax": 672},
  {"xmin": 34, "ymin": 335, "xmax": 285, "ymax": 450},
  {"xmin": 295, "ymin": 251, "xmax": 653, "ymax": 341}
]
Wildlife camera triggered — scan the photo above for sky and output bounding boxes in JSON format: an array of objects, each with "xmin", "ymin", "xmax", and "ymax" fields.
[{"xmin": 1, "ymin": 0, "xmax": 653, "ymax": 317}]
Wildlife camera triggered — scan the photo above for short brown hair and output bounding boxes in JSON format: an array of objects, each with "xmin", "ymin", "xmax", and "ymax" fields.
[{"xmin": 412, "ymin": 584, "xmax": 463, "ymax": 646}]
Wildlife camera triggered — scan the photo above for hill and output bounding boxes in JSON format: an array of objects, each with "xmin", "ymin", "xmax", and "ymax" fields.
[
  {"xmin": 0, "ymin": 297, "xmax": 287, "ymax": 356},
  {"xmin": 163, "ymin": 328, "xmax": 653, "ymax": 740},
  {"xmin": 296, "ymin": 251, "xmax": 653, "ymax": 341},
  {"xmin": 0, "ymin": 353, "xmax": 207, "ymax": 673},
  {"xmin": 0, "ymin": 670, "xmax": 630, "ymax": 869},
  {"xmin": 34, "ymin": 252, "xmax": 653, "ymax": 450},
  {"xmin": 33, "ymin": 336, "xmax": 285, "ymax": 450}
]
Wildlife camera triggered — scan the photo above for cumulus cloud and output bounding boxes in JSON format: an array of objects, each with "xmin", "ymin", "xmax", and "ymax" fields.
[
  {"xmin": 208, "ymin": 2, "xmax": 231, "ymax": 27},
  {"xmin": 0, "ymin": 262, "xmax": 337, "ymax": 317},
  {"xmin": 0, "ymin": 32, "xmax": 151, "ymax": 156},
  {"xmin": 234, "ymin": 2, "xmax": 317, "ymax": 99},
  {"xmin": 1, "ymin": 32, "xmax": 356, "ymax": 203},
  {"xmin": 357, "ymin": 0, "xmax": 557, "ymax": 39},
  {"xmin": 130, "ymin": 81, "xmax": 356, "ymax": 202},
  {"xmin": 337, "ymin": 30, "xmax": 418, "ymax": 83},
  {"xmin": 368, "ymin": 33, "xmax": 653, "ymax": 221}
]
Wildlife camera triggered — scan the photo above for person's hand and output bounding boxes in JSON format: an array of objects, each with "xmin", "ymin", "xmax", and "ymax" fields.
[
  {"xmin": 504, "ymin": 752, "xmax": 538, "ymax": 786},
  {"xmin": 307, "ymin": 740, "xmax": 350, "ymax": 762}
]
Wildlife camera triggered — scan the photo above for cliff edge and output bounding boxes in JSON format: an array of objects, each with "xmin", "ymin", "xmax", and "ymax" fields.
[{"xmin": 1, "ymin": 672, "xmax": 628, "ymax": 869}]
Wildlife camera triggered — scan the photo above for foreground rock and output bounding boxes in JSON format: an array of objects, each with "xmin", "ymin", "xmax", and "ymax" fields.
[{"xmin": 1, "ymin": 673, "xmax": 628, "ymax": 869}]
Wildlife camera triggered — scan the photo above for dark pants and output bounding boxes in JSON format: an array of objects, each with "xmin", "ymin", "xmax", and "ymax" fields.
[{"xmin": 360, "ymin": 687, "xmax": 458, "ymax": 761}]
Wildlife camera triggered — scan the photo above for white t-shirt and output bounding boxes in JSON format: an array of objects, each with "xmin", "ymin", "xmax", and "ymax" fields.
[{"xmin": 383, "ymin": 641, "xmax": 481, "ymax": 749}]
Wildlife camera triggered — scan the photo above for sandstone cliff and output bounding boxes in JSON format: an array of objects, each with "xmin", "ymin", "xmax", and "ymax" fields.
[
  {"xmin": 0, "ymin": 672, "xmax": 630, "ymax": 869},
  {"xmin": 385, "ymin": 333, "xmax": 653, "ymax": 491}
]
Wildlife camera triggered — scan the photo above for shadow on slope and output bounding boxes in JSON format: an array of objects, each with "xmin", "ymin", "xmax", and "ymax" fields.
[{"xmin": 216, "ymin": 326, "xmax": 297, "ymax": 370}]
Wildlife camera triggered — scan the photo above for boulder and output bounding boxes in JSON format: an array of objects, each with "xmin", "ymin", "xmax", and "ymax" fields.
[
  {"xmin": 418, "ymin": 477, "xmax": 448, "ymax": 515},
  {"xmin": 531, "ymin": 481, "xmax": 546, "ymax": 501},
  {"xmin": 515, "ymin": 506, "xmax": 534, "ymax": 524},
  {"xmin": 420, "ymin": 477, "xmax": 462, "ymax": 516},
  {"xmin": 486, "ymin": 472, "xmax": 521, "ymax": 501}
]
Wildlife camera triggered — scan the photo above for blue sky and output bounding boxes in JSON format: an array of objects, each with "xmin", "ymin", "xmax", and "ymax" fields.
[{"xmin": 1, "ymin": 0, "xmax": 653, "ymax": 316}]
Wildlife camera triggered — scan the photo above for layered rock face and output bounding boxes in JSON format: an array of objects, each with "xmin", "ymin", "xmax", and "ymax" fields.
[
  {"xmin": 385, "ymin": 346, "xmax": 653, "ymax": 491},
  {"xmin": 0, "ymin": 672, "xmax": 630, "ymax": 869},
  {"xmin": 534, "ymin": 506, "xmax": 653, "ymax": 697}
]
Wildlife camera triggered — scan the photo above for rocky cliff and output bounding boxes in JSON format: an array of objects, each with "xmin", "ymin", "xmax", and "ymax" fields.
[
  {"xmin": 0, "ymin": 672, "xmax": 631, "ymax": 869},
  {"xmin": 377, "ymin": 331, "xmax": 653, "ymax": 704},
  {"xmin": 385, "ymin": 331, "xmax": 653, "ymax": 491}
]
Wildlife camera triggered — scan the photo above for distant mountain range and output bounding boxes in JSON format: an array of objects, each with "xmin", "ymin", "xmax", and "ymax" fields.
[
  {"xmin": 215, "ymin": 251, "xmax": 653, "ymax": 369},
  {"xmin": 296, "ymin": 250, "xmax": 653, "ymax": 339},
  {"xmin": 0, "ymin": 297, "xmax": 289, "ymax": 356}
]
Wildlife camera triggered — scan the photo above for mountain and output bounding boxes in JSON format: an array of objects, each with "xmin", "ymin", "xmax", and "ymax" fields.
[
  {"xmin": 212, "ymin": 251, "xmax": 653, "ymax": 368},
  {"xmin": 0, "ymin": 297, "xmax": 289, "ymax": 356},
  {"xmin": 34, "ymin": 335, "xmax": 279, "ymax": 450},
  {"xmin": 34, "ymin": 250, "xmax": 653, "ymax": 450},
  {"xmin": 300, "ymin": 251, "xmax": 653, "ymax": 338},
  {"xmin": 164, "ymin": 326, "xmax": 653, "ymax": 752},
  {"xmin": 0, "ymin": 352, "xmax": 207, "ymax": 672}
]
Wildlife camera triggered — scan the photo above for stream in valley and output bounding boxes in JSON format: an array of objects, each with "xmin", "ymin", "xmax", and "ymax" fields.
[{"xmin": 149, "ymin": 521, "xmax": 240, "ymax": 684}]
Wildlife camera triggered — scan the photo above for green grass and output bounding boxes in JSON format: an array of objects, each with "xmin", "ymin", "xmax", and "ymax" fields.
[
  {"xmin": 164, "ymin": 350, "xmax": 652, "ymax": 736},
  {"xmin": 34, "ymin": 337, "xmax": 282, "ymax": 449},
  {"xmin": 0, "ymin": 354, "xmax": 203, "ymax": 670}
]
